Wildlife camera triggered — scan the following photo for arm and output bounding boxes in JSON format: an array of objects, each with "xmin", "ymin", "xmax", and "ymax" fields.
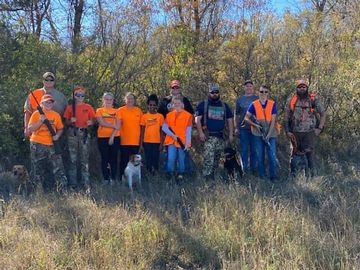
[
  {"xmin": 53, "ymin": 128, "xmax": 63, "ymax": 141},
  {"xmin": 162, "ymin": 123, "xmax": 176, "ymax": 140},
  {"xmin": 140, "ymin": 125, "xmax": 145, "ymax": 148},
  {"xmin": 234, "ymin": 114, "xmax": 239, "ymax": 135},
  {"xmin": 96, "ymin": 116, "xmax": 117, "ymax": 129},
  {"xmin": 283, "ymin": 110, "xmax": 292, "ymax": 138},
  {"xmin": 185, "ymin": 126, "xmax": 192, "ymax": 150},
  {"xmin": 266, "ymin": 114, "xmax": 277, "ymax": 141},
  {"xmin": 24, "ymin": 110, "xmax": 32, "ymax": 137},
  {"xmin": 315, "ymin": 111, "xmax": 326, "ymax": 136},
  {"xmin": 195, "ymin": 115, "xmax": 206, "ymax": 142},
  {"xmin": 227, "ymin": 117, "xmax": 234, "ymax": 143},
  {"xmin": 244, "ymin": 112, "xmax": 261, "ymax": 131},
  {"xmin": 28, "ymin": 114, "xmax": 46, "ymax": 133}
]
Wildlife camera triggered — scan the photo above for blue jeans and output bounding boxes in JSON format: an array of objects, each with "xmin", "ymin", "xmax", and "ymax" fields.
[
  {"xmin": 253, "ymin": 136, "xmax": 277, "ymax": 178},
  {"xmin": 166, "ymin": 144, "xmax": 186, "ymax": 173},
  {"xmin": 239, "ymin": 129, "xmax": 257, "ymax": 172}
]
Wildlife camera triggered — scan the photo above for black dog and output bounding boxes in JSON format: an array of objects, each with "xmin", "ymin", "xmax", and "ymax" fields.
[
  {"xmin": 290, "ymin": 145, "xmax": 312, "ymax": 177},
  {"xmin": 223, "ymin": 147, "xmax": 243, "ymax": 180}
]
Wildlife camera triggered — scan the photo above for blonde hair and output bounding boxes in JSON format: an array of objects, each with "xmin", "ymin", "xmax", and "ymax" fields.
[
  {"xmin": 102, "ymin": 92, "xmax": 114, "ymax": 107},
  {"xmin": 124, "ymin": 92, "xmax": 136, "ymax": 104}
]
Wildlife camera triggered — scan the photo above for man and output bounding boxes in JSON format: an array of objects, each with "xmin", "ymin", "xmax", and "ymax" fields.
[
  {"xmin": 158, "ymin": 80, "xmax": 194, "ymax": 172},
  {"xmin": 283, "ymin": 79, "xmax": 326, "ymax": 175},
  {"xmin": 195, "ymin": 85, "xmax": 234, "ymax": 178},
  {"xmin": 244, "ymin": 85, "xmax": 280, "ymax": 181},
  {"xmin": 234, "ymin": 79, "xmax": 258, "ymax": 174},
  {"xmin": 158, "ymin": 80, "xmax": 194, "ymax": 117},
  {"xmin": 24, "ymin": 72, "xmax": 68, "ymax": 137}
]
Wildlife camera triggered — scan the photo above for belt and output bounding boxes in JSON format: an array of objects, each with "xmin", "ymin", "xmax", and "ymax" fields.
[{"xmin": 74, "ymin": 127, "xmax": 87, "ymax": 131}]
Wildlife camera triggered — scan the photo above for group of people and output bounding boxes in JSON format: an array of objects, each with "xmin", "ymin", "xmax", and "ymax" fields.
[{"xmin": 23, "ymin": 72, "xmax": 326, "ymax": 190}]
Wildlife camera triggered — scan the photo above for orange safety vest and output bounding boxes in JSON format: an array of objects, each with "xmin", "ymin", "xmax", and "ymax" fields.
[
  {"xmin": 251, "ymin": 99, "xmax": 280, "ymax": 137},
  {"xmin": 289, "ymin": 93, "xmax": 316, "ymax": 113},
  {"xmin": 26, "ymin": 89, "xmax": 44, "ymax": 114},
  {"xmin": 164, "ymin": 110, "xmax": 192, "ymax": 148}
]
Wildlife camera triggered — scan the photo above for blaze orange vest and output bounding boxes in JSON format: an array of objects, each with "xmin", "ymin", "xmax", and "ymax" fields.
[
  {"xmin": 251, "ymin": 99, "xmax": 280, "ymax": 137},
  {"xmin": 164, "ymin": 110, "xmax": 192, "ymax": 148},
  {"xmin": 26, "ymin": 89, "xmax": 44, "ymax": 114},
  {"xmin": 289, "ymin": 93, "xmax": 316, "ymax": 113}
]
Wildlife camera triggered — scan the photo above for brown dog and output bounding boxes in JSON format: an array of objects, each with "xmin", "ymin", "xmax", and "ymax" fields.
[{"xmin": 0, "ymin": 165, "xmax": 32, "ymax": 193}]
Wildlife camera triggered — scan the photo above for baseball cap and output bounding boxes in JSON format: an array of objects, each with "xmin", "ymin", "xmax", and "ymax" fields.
[
  {"xmin": 244, "ymin": 79, "xmax": 253, "ymax": 85},
  {"xmin": 170, "ymin": 80, "xmax": 181, "ymax": 88},
  {"xmin": 43, "ymin": 72, "xmax": 55, "ymax": 80},
  {"xmin": 74, "ymin": 88, "xmax": 85, "ymax": 95},
  {"xmin": 297, "ymin": 79, "xmax": 308, "ymax": 87},
  {"xmin": 209, "ymin": 85, "xmax": 219, "ymax": 92},
  {"xmin": 41, "ymin": 94, "xmax": 55, "ymax": 103}
]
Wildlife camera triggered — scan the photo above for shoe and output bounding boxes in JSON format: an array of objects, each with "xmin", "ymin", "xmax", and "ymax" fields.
[
  {"xmin": 109, "ymin": 179, "xmax": 115, "ymax": 186},
  {"xmin": 103, "ymin": 180, "xmax": 110, "ymax": 185},
  {"xmin": 177, "ymin": 174, "xmax": 184, "ymax": 180}
]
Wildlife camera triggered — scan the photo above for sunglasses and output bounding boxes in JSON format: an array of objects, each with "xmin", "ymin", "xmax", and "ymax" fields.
[
  {"xmin": 171, "ymin": 86, "xmax": 180, "ymax": 89},
  {"xmin": 75, "ymin": 93, "xmax": 85, "ymax": 97},
  {"xmin": 297, "ymin": 86, "xmax": 307, "ymax": 89},
  {"xmin": 259, "ymin": 91, "xmax": 268, "ymax": 94},
  {"xmin": 44, "ymin": 79, "xmax": 54, "ymax": 82},
  {"xmin": 210, "ymin": 91, "xmax": 219, "ymax": 95}
]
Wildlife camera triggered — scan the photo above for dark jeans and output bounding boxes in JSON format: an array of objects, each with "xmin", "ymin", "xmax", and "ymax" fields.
[
  {"xmin": 253, "ymin": 136, "xmax": 277, "ymax": 178},
  {"xmin": 98, "ymin": 137, "xmax": 119, "ymax": 180},
  {"xmin": 143, "ymin": 143, "xmax": 160, "ymax": 172},
  {"xmin": 239, "ymin": 129, "xmax": 257, "ymax": 172},
  {"xmin": 120, "ymin": 145, "xmax": 140, "ymax": 176}
]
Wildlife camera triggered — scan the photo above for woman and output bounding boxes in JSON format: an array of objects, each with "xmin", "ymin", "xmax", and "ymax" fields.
[
  {"xmin": 95, "ymin": 92, "xmax": 120, "ymax": 185},
  {"xmin": 63, "ymin": 87, "xmax": 95, "ymax": 189},
  {"xmin": 118, "ymin": 92, "xmax": 143, "ymax": 178},
  {"xmin": 162, "ymin": 96, "xmax": 192, "ymax": 180},
  {"xmin": 28, "ymin": 94, "xmax": 68, "ymax": 189},
  {"xmin": 140, "ymin": 94, "xmax": 164, "ymax": 175},
  {"xmin": 244, "ymin": 85, "xmax": 280, "ymax": 181}
]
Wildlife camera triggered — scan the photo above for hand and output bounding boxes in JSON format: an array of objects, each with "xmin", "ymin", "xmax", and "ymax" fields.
[
  {"xmin": 266, "ymin": 133, "xmax": 271, "ymax": 141},
  {"xmin": 198, "ymin": 131, "xmax": 206, "ymax": 142},
  {"xmin": 286, "ymin": 132, "xmax": 293, "ymax": 139},
  {"xmin": 315, "ymin": 128, "xmax": 321, "ymax": 136},
  {"xmin": 171, "ymin": 134, "xmax": 178, "ymax": 141},
  {"xmin": 53, "ymin": 134, "xmax": 59, "ymax": 141},
  {"xmin": 184, "ymin": 145, "xmax": 190, "ymax": 151},
  {"xmin": 71, "ymin": 117, "xmax": 77, "ymax": 123},
  {"xmin": 159, "ymin": 144, "xmax": 163, "ymax": 151},
  {"xmin": 86, "ymin": 119, "xmax": 93, "ymax": 126},
  {"xmin": 234, "ymin": 129, "xmax": 239, "ymax": 136},
  {"xmin": 40, "ymin": 115, "xmax": 47, "ymax": 123},
  {"xmin": 254, "ymin": 124, "xmax": 262, "ymax": 132},
  {"xmin": 228, "ymin": 134, "xmax": 234, "ymax": 143},
  {"xmin": 108, "ymin": 137, "xmax": 114, "ymax": 145}
]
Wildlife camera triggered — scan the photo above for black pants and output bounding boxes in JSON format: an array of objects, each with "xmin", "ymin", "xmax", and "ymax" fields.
[
  {"xmin": 143, "ymin": 143, "xmax": 160, "ymax": 172},
  {"xmin": 120, "ymin": 145, "xmax": 139, "ymax": 176},
  {"xmin": 98, "ymin": 137, "xmax": 120, "ymax": 180}
]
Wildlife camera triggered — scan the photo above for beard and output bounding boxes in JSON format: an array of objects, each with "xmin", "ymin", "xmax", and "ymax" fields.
[
  {"xmin": 297, "ymin": 89, "xmax": 308, "ymax": 99},
  {"xmin": 210, "ymin": 95, "xmax": 220, "ymax": 102}
]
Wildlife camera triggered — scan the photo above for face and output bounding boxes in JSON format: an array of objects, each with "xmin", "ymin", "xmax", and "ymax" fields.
[
  {"xmin": 42, "ymin": 100, "xmax": 55, "ymax": 110},
  {"xmin": 209, "ymin": 90, "xmax": 220, "ymax": 101},
  {"xmin": 43, "ymin": 76, "xmax": 55, "ymax": 89},
  {"xmin": 103, "ymin": 95, "xmax": 114, "ymax": 108},
  {"xmin": 125, "ymin": 94, "xmax": 135, "ymax": 106},
  {"xmin": 296, "ymin": 84, "xmax": 308, "ymax": 95},
  {"xmin": 148, "ymin": 100, "xmax": 157, "ymax": 113},
  {"xmin": 172, "ymin": 99, "xmax": 183, "ymax": 111},
  {"xmin": 244, "ymin": 83, "xmax": 254, "ymax": 94},
  {"xmin": 259, "ymin": 87, "xmax": 269, "ymax": 98},
  {"xmin": 170, "ymin": 85, "xmax": 181, "ymax": 96},
  {"xmin": 75, "ymin": 91, "xmax": 85, "ymax": 102}
]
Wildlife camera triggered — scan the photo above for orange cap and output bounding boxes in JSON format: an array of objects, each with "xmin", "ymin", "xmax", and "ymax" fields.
[
  {"xmin": 297, "ymin": 79, "xmax": 308, "ymax": 87},
  {"xmin": 170, "ymin": 80, "xmax": 181, "ymax": 88},
  {"xmin": 74, "ymin": 88, "xmax": 85, "ymax": 95},
  {"xmin": 41, "ymin": 94, "xmax": 54, "ymax": 103}
]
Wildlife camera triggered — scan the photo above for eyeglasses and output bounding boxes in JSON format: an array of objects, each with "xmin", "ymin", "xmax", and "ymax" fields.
[
  {"xmin": 44, "ymin": 100, "xmax": 54, "ymax": 104},
  {"xmin": 75, "ymin": 93, "xmax": 85, "ymax": 97},
  {"xmin": 210, "ymin": 91, "xmax": 219, "ymax": 95},
  {"xmin": 259, "ymin": 91, "xmax": 268, "ymax": 94},
  {"xmin": 171, "ymin": 86, "xmax": 180, "ymax": 89},
  {"xmin": 44, "ymin": 79, "xmax": 54, "ymax": 82},
  {"xmin": 297, "ymin": 86, "xmax": 307, "ymax": 89}
]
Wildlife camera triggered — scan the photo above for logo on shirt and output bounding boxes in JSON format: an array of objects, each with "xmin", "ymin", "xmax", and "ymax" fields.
[
  {"xmin": 146, "ymin": 118, "xmax": 158, "ymax": 126},
  {"xmin": 102, "ymin": 112, "xmax": 116, "ymax": 118},
  {"xmin": 208, "ymin": 106, "xmax": 224, "ymax": 121}
]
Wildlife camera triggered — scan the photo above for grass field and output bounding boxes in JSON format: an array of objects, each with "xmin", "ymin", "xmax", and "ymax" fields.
[{"xmin": 0, "ymin": 158, "xmax": 359, "ymax": 269}]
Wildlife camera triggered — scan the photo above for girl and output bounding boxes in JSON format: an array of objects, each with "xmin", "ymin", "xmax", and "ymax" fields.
[
  {"xmin": 95, "ymin": 92, "xmax": 120, "ymax": 185},
  {"xmin": 140, "ymin": 94, "xmax": 164, "ymax": 175}
]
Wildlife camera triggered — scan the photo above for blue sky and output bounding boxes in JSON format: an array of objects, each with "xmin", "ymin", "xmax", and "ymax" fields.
[{"xmin": 270, "ymin": 0, "xmax": 301, "ymax": 14}]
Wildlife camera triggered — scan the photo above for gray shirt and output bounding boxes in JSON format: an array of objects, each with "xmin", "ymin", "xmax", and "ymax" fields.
[
  {"xmin": 234, "ymin": 94, "xmax": 259, "ymax": 130},
  {"xmin": 24, "ymin": 88, "xmax": 68, "ymax": 117}
]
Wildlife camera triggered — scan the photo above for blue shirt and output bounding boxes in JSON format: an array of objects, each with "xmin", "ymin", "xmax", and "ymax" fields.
[{"xmin": 248, "ymin": 100, "xmax": 277, "ymax": 117}]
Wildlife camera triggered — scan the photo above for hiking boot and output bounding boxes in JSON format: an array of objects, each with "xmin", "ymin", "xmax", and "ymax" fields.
[{"xmin": 109, "ymin": 179, "xmax": 115, "ymax": 186}]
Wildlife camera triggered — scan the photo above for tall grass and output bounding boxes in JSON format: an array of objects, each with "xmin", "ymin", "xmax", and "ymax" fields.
[{"xmin": 0, "ymin": 160, "xmax": 359, "ymax": 269}]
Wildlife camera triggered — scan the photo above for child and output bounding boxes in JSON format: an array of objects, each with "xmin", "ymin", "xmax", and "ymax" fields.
[
  {"xmin": 140, "ymin": 94, "xmax": 164, "ymax": 175},
  {"xmin": 95, "ymin": 92, "xmax": 120, "ymax": 185},
  {"xmin": 28, "ymin": 94, "xmax": 68, "ymax": 189},
  {"xmin": 63, "ymin": 87, "xmax": 96, "ymax": 189}
]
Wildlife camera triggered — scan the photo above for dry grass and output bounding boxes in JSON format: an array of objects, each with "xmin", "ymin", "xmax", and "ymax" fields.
[{"xmin": 0, "ymin": 159, "xmax": 359, "ymax": 269}]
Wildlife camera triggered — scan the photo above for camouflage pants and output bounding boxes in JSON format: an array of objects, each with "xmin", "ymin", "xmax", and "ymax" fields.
[
  {"xmin": 203, "ymin": 136, "xmax": 225, "ymax": 176},
  {"xmin": 67, "ymin": 129, "xmax": 91, "ymax": 187},
  {"xmin": 30, "ymin": 142, "xmax": 68, "ymax": 188}
]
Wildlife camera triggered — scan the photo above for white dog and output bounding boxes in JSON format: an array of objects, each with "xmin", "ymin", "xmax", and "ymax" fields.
[{"xmin": 122, "ymin": 154, "xmax": 142, "ymax": 189}]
